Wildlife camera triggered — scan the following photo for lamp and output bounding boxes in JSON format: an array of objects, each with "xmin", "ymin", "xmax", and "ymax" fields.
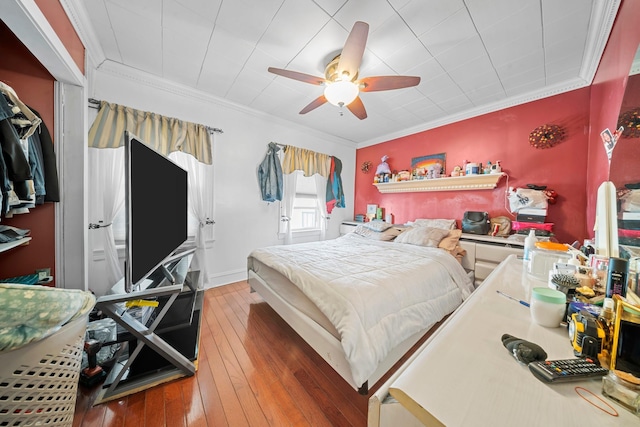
[{"xmin": 324, "ymin": 80, "xmax": 359, "ymax": 107}]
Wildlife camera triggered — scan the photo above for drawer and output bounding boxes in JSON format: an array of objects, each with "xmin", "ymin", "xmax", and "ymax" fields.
[
  {"xmin": 474, "ymin": 260, "xmax": 498, "ymax": 281},
  {"xmin": 339, "ymin": 223, "xmax": 357, "ymax": 235},
  {"xmin": 476, "ymin": 243, "xmax": 522, "ymax": 264}
]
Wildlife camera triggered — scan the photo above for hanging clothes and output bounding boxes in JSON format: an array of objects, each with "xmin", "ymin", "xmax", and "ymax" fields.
[
  {"xmin": 258, "ymin": 142, "xmax": 283, "ymax": 202},
  {"xmin": 28, "ymin": 107, "xmax": 60, "ymax": 202},
  {"xmin": 326, "ymin": 156, "xmax": 345, "ymax": 214}
]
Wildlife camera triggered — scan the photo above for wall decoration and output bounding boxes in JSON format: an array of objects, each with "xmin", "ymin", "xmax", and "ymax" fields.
[
  {"xmin": 528, "ymin": 124, "xmax": 565, "ymax": 149},
  {"xmin": 361, "ymin": 160, "xmax": 372, "ymax": 173},
  {"xmin": 411, "ymin": 153, "xmax": 446, "ymax": 179},
  {"xmin": 600, "ymin": 126, "xmax": 624, "ymax": 160},
  {"xmin": 617, "ymin": 108, "xmax": 640, "ymax": 138}
]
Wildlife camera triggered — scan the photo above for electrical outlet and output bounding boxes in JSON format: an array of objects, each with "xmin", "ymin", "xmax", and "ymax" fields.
[{"xmin": 35, "ymin": 268, "xmax": 51, "ymax": 280}]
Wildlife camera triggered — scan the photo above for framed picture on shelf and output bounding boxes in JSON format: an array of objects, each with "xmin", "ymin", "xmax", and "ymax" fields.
[
  {"xmin": 411, "ymin": 153, "xmax": 446, "ymax": 179},
  {"xmin": 366, "ymin": 204, "xmax": 378, "ymax": 215}
]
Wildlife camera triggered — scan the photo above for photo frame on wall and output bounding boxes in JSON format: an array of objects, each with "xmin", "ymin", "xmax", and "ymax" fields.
[{"xmin": 411, "ymin": 153, "xmax": 446, "ymax": 179}]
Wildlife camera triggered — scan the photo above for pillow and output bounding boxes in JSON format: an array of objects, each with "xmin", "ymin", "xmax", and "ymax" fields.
[
  {"xmin": 406, "ymin": 218, "xmax": 457, "ymax": 230},
  {"xmin": 353, "ymin": 224, "xmax": 402, "ymax": 241},
  {"xmin": 438, "ymin": 229, "xmax": 462, "ymax": 251},
  {"xmin": 394, "ymin": 226, "xmax": 450, "ymax": 247},
  {"xmin": 362, "ymin": 221, "xmax": 393, "ymax": 232}
]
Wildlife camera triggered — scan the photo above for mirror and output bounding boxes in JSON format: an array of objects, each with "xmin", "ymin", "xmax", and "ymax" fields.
[{"xmin": 609, "ymin": 45, "xmax": 640, "ymax": 293}]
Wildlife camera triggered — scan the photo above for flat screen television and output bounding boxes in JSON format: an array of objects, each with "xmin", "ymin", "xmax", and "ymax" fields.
[{"xmin": 124, "ymin": 131, "xmax": 188, "ymax": 292}]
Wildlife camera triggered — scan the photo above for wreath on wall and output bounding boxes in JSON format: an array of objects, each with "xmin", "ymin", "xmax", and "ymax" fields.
[
  {"xmin": 528, "ymin": 124, "xmax": 565, "ymax": 149},
  {"xmin": 361, "ymin": 160, "xmax": 372, "ymax": 173},
  {"xmin": 617, "ymin": 108, "xmax": 640, "ymax": 138}
]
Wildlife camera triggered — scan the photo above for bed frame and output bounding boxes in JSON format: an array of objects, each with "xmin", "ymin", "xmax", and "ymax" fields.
[
  {"xmin": 248, "ymin": 269, "xmax": 429, "ymax": 394},
  {"xmin": 247, "ymin": 240, "xmax": 475, "ymax": 395}
]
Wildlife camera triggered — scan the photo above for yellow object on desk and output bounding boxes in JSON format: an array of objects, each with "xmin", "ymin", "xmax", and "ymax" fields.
[{"xmin": 125, "ymin": 299, "xmax": 159, "ymax": 308}]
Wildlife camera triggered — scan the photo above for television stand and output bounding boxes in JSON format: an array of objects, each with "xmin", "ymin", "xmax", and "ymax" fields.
[{"xmin": 94, "ymin": 250, "xmax": 202, "ymax": 403}]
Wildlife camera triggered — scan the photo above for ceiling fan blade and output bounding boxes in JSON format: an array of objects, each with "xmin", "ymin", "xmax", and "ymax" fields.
[
  {"xmin": 337, "ymin": 21, "xmax": 369, "ymax": 81},
  {"xmin": 268, "ymin": 67, "xmax": 325, "ymax": 85},
  {"xmin": 360, "ymin": 76, "xmax": 421, "ymax": 92},
  {"xmin": 346, "ymin": 96, "xmax": 367, "ymax": 120},
  {"xmin": 299, "ymin": 95, "xmax": 327, "ymax": 114}
]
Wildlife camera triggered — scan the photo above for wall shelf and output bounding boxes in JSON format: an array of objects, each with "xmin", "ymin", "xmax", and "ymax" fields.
[
  {"xmin": 0, "ymin": 237, "xmax": 32, "ymax": 254},
  {"xmin": 373, "ymin": 173, "xmax": 505, "ymax": 193}
]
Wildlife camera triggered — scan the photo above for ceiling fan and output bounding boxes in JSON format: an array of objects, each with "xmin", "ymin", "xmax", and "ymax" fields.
[{"xmin": 267, "ymin": 21, "xmax": 421, "ymax": 120}]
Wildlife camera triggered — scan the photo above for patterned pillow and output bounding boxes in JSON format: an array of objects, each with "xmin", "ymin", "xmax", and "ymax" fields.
[
  {"xmin": 407, "ymin": 218, "xmax": 457, "ymax": 230},
  {"xmin": 0, "ymin": 283, "xmax": 95, "ymax": 352},
  {"xmin": 362, "ymin": 221, "xmax": 393, "ymax": 232},
  {"xmin": 394, "ymin": 226, "xmax": 451, "ymax": 247},
  {"xmin": 353, "ymin": 224, "xmax": 402, "ymax": 241}
]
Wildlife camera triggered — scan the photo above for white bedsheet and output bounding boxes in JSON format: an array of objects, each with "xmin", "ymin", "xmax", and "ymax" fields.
[{"xmin": 248, "ymin": 234, "xmax": 474, "ymax": 387}]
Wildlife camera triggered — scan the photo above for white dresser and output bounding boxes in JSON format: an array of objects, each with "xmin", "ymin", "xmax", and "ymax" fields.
[
  {"xmin": 458, "ymin": 233, "xmax": 524, "ymax": 286},
  {"xmin": 368, "ymin": 255, "xmax": 636, "ymax": 427}
]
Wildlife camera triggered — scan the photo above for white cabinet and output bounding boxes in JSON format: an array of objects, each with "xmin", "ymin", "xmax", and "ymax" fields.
[
  {"xmin": 339, "ymin": 221, "xmax": 360, "ymax": 236},
  {"xmin": 458, "ymin": 233, "xmax": 524, "ymax": 286}
]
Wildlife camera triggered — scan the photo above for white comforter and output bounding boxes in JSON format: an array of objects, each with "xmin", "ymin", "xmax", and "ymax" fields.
[{"xmin": 248, "ymin": 234, "xmax": 474, "ymax": 387}]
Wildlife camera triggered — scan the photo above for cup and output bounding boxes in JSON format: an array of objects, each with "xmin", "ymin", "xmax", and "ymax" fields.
[{"xmin": 530, "ymin": 287, "xmax": 566, "ymax": 327}]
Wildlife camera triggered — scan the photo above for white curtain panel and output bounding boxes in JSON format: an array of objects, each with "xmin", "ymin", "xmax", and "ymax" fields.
[
  {"xmin": 169, "ymin": 152, "xmax": 214, "ymax": 288},
  {"xmin": 313, "ymin": 174, "xmax": 328, "ymax": 240},
  {"xmin": 282, "ymin": 171, "xmax": 299, "ymax": 245},
  {"xmin": 88, "ymin": 147, "xmax": 125, "ymax": 286}
]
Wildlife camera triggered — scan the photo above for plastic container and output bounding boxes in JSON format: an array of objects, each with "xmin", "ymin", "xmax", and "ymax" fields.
[
  {"xmin": 528, "ymin": 248, "xmax": 571, "ymax": 280},
  {"xmin": 530, "ymin": 287, "xmax": 566, "ymax": 327},
  {"xmin": 523, "ymin": 229, "xmax": 537, "ymax": 261}
]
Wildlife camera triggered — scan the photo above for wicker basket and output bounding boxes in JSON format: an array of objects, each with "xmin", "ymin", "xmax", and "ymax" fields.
[{"xmin": 0, "ymin": 314, "xmax": 88, "ymax": 427}]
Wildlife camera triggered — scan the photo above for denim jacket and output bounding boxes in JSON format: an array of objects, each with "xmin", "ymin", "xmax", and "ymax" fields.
[{"xmin": 258, "ymin": 142, "xmax": 283, "ymax": 202}]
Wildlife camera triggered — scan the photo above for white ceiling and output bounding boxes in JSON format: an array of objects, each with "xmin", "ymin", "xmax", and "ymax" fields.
[{"xmin": 65, "ymin": 0, "xmax": 619, "ymax": 146}]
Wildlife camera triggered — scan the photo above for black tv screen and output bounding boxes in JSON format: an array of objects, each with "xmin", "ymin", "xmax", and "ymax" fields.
[{"xmin": 125, "ymin": 131, "xmax": 188, "ymax": 291}]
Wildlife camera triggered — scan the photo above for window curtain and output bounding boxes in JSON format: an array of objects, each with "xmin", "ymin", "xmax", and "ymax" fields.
[
  {"xmin": 281, "ymin": 171, "xmax": 299, "ymax": 245},
  {"xmin": 313, "ymin": 174, "xmax": 329, "ymax": 240},
  {"xmin": 169, "ymin": 151, "xmax": 215, "ymax": 288},
  {"xmin": 88, "ymin": 101, "xmax": 213, "ymax": 287},
  {"xmin": 282, "ymin": 146, "xmax": 330, "ymax": 178},
  {"xmin": 88, "ymin": 147, "xmax": 124, "ymax": 286},
  {"xmin": 88, "ymin": 101, "xmax": 212, "ymax": 165}
]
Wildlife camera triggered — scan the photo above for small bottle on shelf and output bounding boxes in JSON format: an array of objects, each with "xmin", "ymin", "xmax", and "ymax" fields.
[{"xmin": 523, "ymin": 229, "xmax": 537, "ymax": 262}]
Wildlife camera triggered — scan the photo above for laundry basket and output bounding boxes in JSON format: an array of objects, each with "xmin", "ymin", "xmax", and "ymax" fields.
[{"xmin": 0, "ymin": 313, "xmax": 89, "ymax": 427}]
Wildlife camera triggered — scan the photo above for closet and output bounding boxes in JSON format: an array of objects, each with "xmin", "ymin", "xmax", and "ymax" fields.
[{"xmin": 0, "ymin": 0, "xmax": 87, "ymax": 290}]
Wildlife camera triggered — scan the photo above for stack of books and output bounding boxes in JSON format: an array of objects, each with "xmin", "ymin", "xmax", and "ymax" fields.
[
  {"xmin": 513, "ymin": 207, "xmax": 554, "ymax": 237},
  {"xmin": 618, "ymin": 211, "xmax": 640, "ymax": 246}
]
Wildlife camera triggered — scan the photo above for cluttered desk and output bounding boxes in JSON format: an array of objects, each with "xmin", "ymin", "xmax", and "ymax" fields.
[{"xmin": 374, "ymin": 254, "xmax": 639, "ymax": 426}]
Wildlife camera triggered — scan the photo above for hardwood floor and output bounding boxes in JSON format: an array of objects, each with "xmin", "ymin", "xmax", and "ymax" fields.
[{"xmin": 73, "ymin": 281, "xmax": 438, "ymax": 426}]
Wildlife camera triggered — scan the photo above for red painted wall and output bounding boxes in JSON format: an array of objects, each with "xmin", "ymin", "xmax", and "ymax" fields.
[
  {"xmin": 355, "ymin": 89, "xmax": 591, "ymax": 244},
  {"xmin": 34, "ymin": 0, "xmax": 85, "ymax": 74}
]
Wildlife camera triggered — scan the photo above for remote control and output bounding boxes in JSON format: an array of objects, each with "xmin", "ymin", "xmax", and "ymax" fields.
[{"xmin": 528, "ymin": 357, "xmax": 608, "ymax": 383}]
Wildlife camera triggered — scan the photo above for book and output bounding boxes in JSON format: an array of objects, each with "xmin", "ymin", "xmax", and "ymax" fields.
[
  {"xmin": 621, "ymin": 211, "xmax": 640, "ymax": 220},
  {"xmin": 517, "ymin": 207, "xmax": 548, "ymax": 216}
]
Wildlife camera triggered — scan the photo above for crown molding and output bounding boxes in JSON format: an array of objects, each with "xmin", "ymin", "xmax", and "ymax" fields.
[
  {"xmin": 358, "ymin": 76, "xmax": 590, "ymax": 148},
  {"xmin": 60, "ymin": 0, "xmax": 107, "ymax": 68}
]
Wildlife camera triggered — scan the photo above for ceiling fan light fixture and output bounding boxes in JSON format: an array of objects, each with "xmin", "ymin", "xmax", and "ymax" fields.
[{"xmin": 324, "ymin": 80, "xmax": 359, "ymax": 106}]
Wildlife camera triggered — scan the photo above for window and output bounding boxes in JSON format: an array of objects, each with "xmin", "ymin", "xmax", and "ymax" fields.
[{"xmin": 290, "ymin": 174, "xmax": 321, "ymax": 231}]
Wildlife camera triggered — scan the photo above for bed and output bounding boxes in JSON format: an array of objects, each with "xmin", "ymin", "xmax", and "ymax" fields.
[{"xmin": 247, "ymin": 221, "xmax": 474, "ymax": 394}]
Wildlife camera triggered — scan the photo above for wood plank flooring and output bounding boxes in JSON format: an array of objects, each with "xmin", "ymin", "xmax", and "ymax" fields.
[{"xmin": 73, "ymin": 281, "xmax": 440, "ymax": 426}]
